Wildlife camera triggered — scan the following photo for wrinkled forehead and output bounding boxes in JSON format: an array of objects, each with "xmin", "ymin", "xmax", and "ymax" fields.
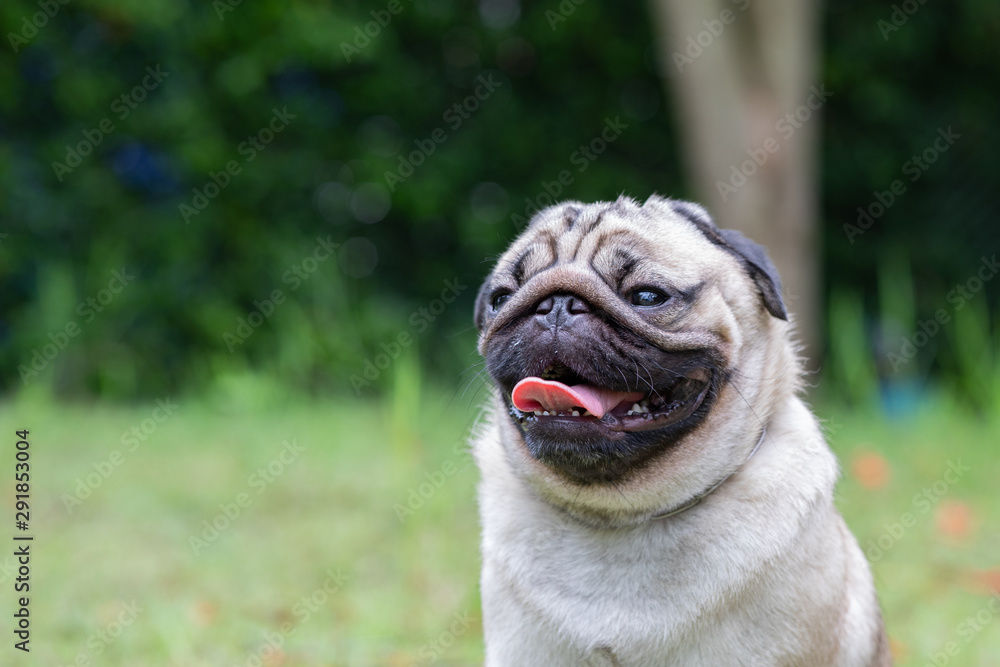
[{"xmin": 495, "ymin": 200, "xmax": 724, "ymax": 288}]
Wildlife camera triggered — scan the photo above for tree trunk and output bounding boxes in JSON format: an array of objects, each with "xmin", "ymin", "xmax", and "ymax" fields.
[{"xmin": 649, "ymin": 0, "xmax": 822, "ymax": 366}]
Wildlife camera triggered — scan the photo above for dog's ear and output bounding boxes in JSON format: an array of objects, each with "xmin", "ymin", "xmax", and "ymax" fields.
[
  {"xmin": 716, "ymin": 227, "xmax": 787, "ymax": 320},
  {"xmin": 669, "ymin": 200, "xmax": 788, "ymax": 321},
  {"xmin": 474, "ymin": 273, "xmax": 494, "ymax": 332}
]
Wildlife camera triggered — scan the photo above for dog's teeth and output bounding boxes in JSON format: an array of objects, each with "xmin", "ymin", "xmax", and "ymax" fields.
[
  {"xmin": 533, "ymin": 410, "xmax": 543, "ymax": 416},
  {"xmin": 572, "ymin": 410, "xmax": 580, "ymax": 417},
  {"xmin": 632, "ymin": 403, "xmax": 641, "ymax": 412}
]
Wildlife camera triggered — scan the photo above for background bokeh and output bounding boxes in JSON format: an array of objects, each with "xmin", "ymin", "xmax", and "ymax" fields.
[
  {"xmin": 4, "ymin": 0, "xmax": 998, "ymax": 404},
  {"xmin": 1, "ymin": 0, "xmax": 999, "ymax": 665}
]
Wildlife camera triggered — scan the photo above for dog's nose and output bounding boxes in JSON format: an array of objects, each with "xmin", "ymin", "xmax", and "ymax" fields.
[{"xmin": 535, "ymin": 294, "xmax": 591, "ymax": 328}]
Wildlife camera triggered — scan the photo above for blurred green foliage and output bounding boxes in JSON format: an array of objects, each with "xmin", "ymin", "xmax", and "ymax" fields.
[{"xmin": 1, "ymin": 0, "xmax": 998, "ymax": 402}]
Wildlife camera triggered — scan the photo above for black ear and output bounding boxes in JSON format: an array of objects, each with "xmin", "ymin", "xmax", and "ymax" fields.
[
  {"xmin": 473, "ymin": 273, "xmax": 493, "ymax": 332},
  {"xmin": 670, "ymin": 200, "xmax": 787, "ymax": 320},
  {"xmin": 716, "ymin": 228, "xmax": 787, "ymax": 320}
]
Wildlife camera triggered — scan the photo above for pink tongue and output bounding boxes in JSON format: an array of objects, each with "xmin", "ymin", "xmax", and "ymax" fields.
[{"xmin": 512, "ymin": 377, "xmax": 644, "ymax": 418}]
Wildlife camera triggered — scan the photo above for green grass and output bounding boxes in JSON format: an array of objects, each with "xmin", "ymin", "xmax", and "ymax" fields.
[
  {"xmin": 0, "ymin": 383, "xmax": 997, "ymax": 666},
  {"xmin": 821, "ymin": 395, "xmax": 1000, "ymax": 666}
]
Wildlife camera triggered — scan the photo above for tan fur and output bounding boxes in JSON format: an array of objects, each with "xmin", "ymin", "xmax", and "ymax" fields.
[{"xmin": 473, "ymin": 195, "xmax": 890, "ymax": 665}]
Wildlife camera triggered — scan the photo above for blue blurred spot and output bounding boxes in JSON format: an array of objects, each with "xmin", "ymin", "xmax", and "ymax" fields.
[
  {"xmin": 110, "ymin": 142, "xmax": 178, "ymax": 196},
  {"xmin": 72, "ymin": 17, "xmax": 107, "ymax": 55},
  {"xmin": 879, "ymin": 377, "xmax": 925, "ymax": 418},
  {"xmin": 271, "ymin": 66, "xmax": 343, "ymax": 127},
  {"xmin": 272, "ymin": 67, "xmax": 319, "ymax": 96},
  {"xmin": 18, "ymin": 49, "xmax": 56, "ymax": 84}
]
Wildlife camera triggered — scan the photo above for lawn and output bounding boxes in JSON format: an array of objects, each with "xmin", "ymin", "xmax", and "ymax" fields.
[{"xmin": 0, "ymin": 380, "xmax": 997, "ymax": 666}]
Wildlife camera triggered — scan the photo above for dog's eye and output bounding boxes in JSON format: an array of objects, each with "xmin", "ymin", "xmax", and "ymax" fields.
[
  {"xmin": 629, "ymin": 289, "xmax": 669, "ymax": 307},
  {"xmin": 491, "ymin": 291, "xmax": 513, "ymax": 310}
]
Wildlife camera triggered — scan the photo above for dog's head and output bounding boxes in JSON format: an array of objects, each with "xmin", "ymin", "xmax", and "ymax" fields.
[{"xmin": 475, "ymin": 195, "xmax": 798, "ymax": 525}]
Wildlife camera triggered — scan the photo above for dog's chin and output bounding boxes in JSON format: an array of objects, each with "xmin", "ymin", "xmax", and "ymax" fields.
[{"xmin": 499, "ymin": 366, "xmax": 717, "ymax": 485}]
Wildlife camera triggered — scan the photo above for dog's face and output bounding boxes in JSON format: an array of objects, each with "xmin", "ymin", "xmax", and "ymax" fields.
[{"xmin": 475, "ymin": 195, "xmax": 797, "ymax": 524}]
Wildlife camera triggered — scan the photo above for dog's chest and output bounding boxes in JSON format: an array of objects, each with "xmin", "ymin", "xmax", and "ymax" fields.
[
  {"xmin": 486, "ymin": 518, "xmax": 755, "ymax": 661},
  {"xmin": 481, "ymin": 497, "xmax": 828, "ymax": 667}
]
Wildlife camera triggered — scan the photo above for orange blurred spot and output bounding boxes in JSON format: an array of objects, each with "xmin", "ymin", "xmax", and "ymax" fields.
[
  {"xmin": 263, "ymin": 648, "xmax": 286, "ymax": 667},
  {"xmin": 935, "ymin": 500, "xmax": 974, "ymax": 540},
  {"xmin": 889, "ymin": 636, "xmax": 909, "ymax": 662},
  {"xmin": 976, "ymin": 569, "xmax": 1000, "ymax": 594},
  {"xmin": 386, "ymin": 653, "xmax": 414, "ymax": 667},
  {"xmin": 851, "ymin": 451, "xmax": 890, "ymax": 490},
  {"xmin": 189, "ymin": 600, "xmax": 217, "ymax": 627}
]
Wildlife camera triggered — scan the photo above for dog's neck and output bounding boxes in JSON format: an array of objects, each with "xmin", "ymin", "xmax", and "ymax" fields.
[{"xmin": 648, "ymin": 426, "xmax": 767, "ymax": 521}]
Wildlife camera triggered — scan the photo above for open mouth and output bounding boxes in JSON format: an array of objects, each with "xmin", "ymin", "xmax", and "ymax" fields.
[{"xmin": 508, "ymin": 362, "xmax": 712, "ymax": 434}]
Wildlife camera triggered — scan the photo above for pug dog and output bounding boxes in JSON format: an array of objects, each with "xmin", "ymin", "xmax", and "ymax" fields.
[{"xmin": 471, "ymin": 195, "xmax": 890, "ymax": 666}]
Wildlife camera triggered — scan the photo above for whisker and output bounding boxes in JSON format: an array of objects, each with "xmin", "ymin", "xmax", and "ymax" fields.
[
  {"xmin": 437, "ymin": 362, "xmax": 491, "ymax": 417},
  {"xmin": 460, "ymin": 367, "xmax": 490, "ymax": 401},
  {"xmin": 728, "ymin": 377, "xmax": 766, "ymax": 432},
  {"xmin": 630, "ymin": 358, "xmax": 649, "ymax": 392},
  {"xmin": 636, "ymin": 359, "xmax": 664, "ymax": 402},
  {"xmin": 610, "ymin": 479, "xmax": 635, "ymax": 511},
  {"xmin": 615, "ymin": 365, "xmax": 631, "ymax": 391},
  {"xmin": 444, "ymin": 325, "xmax": 479, "ymax": 339}
]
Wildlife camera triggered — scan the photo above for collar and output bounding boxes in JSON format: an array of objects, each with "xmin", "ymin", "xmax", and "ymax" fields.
[{"xmin": 649, "ymin": 427, "xmax": 767, "ymax": 521}]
